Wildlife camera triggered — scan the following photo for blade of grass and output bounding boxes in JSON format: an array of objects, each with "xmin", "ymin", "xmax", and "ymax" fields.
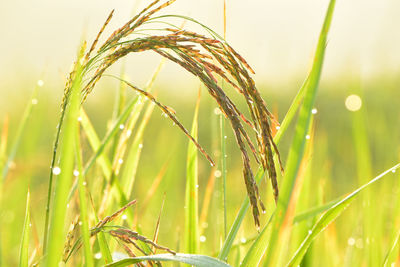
[
  {"xmin": 275, "ymin": 119, "xmax": 314, "ymax": 266},
  {"xmin": 95, "ymin": 226, "xmax": 113, "ymax": 264},
  {"xmin": 383, "ymin": 229, "xmax": 400, "ymax": 267},
  {"xmin": 45, "ymin": 49, "xmax": 84, "ymax": 267},
  {"xmin": 89, "ymin": 195, "xmax": 113, "ymax": 264},
  {"xmin": 108, "ymin": 59, "xmax": 164, "ymax": 177},
  {"xmin": 218, "ymin": 28, "xmax": 316, "ymax": 262},
  {"xmin": 2, "ymin": 84, "xmax": 39, "ymax": 179},
  {"xmin": 219, "ymin": 114, "xmax": 227, "ymax": 241},
  {"xmin": 218, "ymin": 167, "xmax": 264, "ymax": 261},
  {"xmin": 184, "ymin": 91, "xmax": 200, "ymax": 254},
  {"xmin": 112, "ymin": 67, "xmax": 127, "ymax": 122},
  {"xmin": 83, "ymin": 95, "xmax": 139, "ymax": 176},
  {"xmin": 152, "ymin": 193, "xmax": 166, "ymax": 254},
  {"xmin": 79, "ymin": 108, "xmax": 113, "ymax": 178},
  {"xmin": 81, "ymin": 62, "xmax": 163, "ymax": 228},
  {"xmin": 288, "ymin": 163, "xmax": 400, "ymax": 266},
  {"xmin": 140, "ymin": 159, "xmax": 170, "ymax": 213},
  {"xmin": 241, "ymin": 1, "xmax": 336, "ymax": 265},
  {"xmin": 75, "ymin": 127, "xmax": 94, "ymax": 267},
  {"xmin": 273, "ymin": 77, "xmax": 309, "ymax": 145},
  {"xmin": 67, "ymin": 94, "xmax": 140, "ymax": 202},
  {"xmin": 105, "ymin": 253, "xmax": 232, "ymax": 267},
  {"xmin": 292, "ymin": 197, "xmax": 341, "ymax": 224},
  {"xmin": 121, "ymin": 100, "xmax": 154, "ymax": 199},
  {"xmin": 19, "ymin": 190, "xmax": 30, "ymax": 267},
  {"xmin": 78, "ymin": 107, "xmax": 130, "ymax": 222},
  {"xmin": 199, "ymin": 168, "xmax": 216, "ymax": 235},
  {"xmin": 66, "ymin": 94, "xmax": 139, "ymax": 205},
  {"xmin": 350, "ymin": 88, "xmax": 379, "ymax": 265},
  {"xmin": 220, "ymin": 0, "xmax": 228, "ymax": 242}
]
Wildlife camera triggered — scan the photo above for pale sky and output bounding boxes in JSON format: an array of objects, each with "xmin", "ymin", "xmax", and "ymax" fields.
[{"xmin": 0, "ymin": 0, "xmax": 399, "ymax": 93}]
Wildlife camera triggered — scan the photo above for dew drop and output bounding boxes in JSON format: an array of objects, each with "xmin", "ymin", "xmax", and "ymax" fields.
[
  {"xmin": 308, "ymin": 230, "xmax": 312, "ymax": 234},
  {"xmin": 214, "ymin": 107, "xmax": 222, "ymax": 115},
  {"xmin": 37, "ymin": 80, "xmax": 44, "ymax": 87},
  {"xmin": 121, "ymin": 214, "xmax": 127, "ymax": 220},
  {"xmin": 94, "ymin": 252, "xmax": 102, "ymax": 259},
  {"xmin": 311, "ymin": 108, "xmax": 318, "ymax": 114},
  {"xmin": 392, "ymin": 169, "xmax": 396, "ymax": 173},
  {"xmin": 224, "ymin": 135, "xmax": 227, "ymax": 139},
  {"xmin": 78, "ymin": 221, "xmax": 82, "ymax": 226},
  {"xmin": 275, "ymin": 126, "xmax": 280, "ymax": 130},
  {"xmin": 73, "ymin": 170, "xmax": 79, "ymax": 177},
  {"xmin": 348, "ymin": 237, "xmax": 356, "ymax": 246},
  {"xmin": 83, "ymin": 181, "xmax": 87, "ymax": 186},
  {"xmin": 31, "ymin": 98, "xmax": 38, "ymax": 105},
  {"xmin": 118, "ymin": 158, "xmax": 123, "ymax": 164},
  {"xmin": 240, "ymin": 238, "xmax": 247, "ymax": 243},
  {"xmin": 199, "ymin": 235, "xmax": 206, "ymax": 242},
  {"xmin": 77, "ymin": 117, "xmax": 82, "ymax": 122},
  {"xmin": 66, "ymin": 203, "xmax": 70, "ymax": 209},
  {"xmin": 126, "ymin": 129, "xmax": 132, "ymax": 137},
  {"xmin": 215, "ymin": 170, "xmax": 222, "ymax": 177},
  {"xmin": 305, "ymin": 135, "xmax": 311, "ymax": 140},
  {"xmin": 262, "ymin": 210, "xmax": 266, "ymax": 214},
  {"xmin": 119, "ymin": 124, "xmax": 124, "ymax": 130},
  {"xmin": 52, "ymin": 167, "xmax": 61, "ymax": 175},
  {"xmin": 139, "ymin": 143, "xmax": 143, "ymax": 149},
  {"xmin": 195, "ymin": 184, "xmax": 199, "ymax": 188}
]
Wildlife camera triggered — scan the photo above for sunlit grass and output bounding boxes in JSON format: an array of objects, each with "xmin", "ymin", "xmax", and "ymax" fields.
[{"xmin": 1, "ymin": 0, "xmax": 400, "ymax": 266}]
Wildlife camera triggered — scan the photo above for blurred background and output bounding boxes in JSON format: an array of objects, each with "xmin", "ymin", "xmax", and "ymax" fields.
[
  {"xmin": 1, "ymin": 0, "xmax": 400, "ymax": 95},
  {"xmin": 1, "ymin": 0, "xmax": 400, "ymax": 265}
]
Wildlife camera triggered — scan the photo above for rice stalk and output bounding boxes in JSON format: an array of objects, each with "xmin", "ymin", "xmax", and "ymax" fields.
[
  {"xmin": 44, "ymin": 45, "xmax": 85, "ymax": 267},
  {"xmin": 184, "ymin": 89, "xmax": 200, "ymax": 254},
  {"xmin": 241, "ymin": 1, "xmax": 336, "ymax": 265},
  {"xmin": 42, "ymin": 2, "xmax": 283, "ymax": 263},
  {"xmin": 75, "ymin": 126, "xmax": 94, "ymax": 267},
  {"xmin": 71, "ymin": 0, "xmax": 281, "ymax": 227}
]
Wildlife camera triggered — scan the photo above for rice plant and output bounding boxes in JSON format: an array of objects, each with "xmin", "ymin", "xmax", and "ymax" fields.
[{"xmin": 1, "ymin": 0, "xmax": 400, "ymax": 266}]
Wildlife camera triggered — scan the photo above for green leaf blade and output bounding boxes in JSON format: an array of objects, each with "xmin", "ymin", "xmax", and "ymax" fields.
[
  {"xmin": 45, "ymin": 51, "xmax": 84, "ymax": 267},
  {"xmin": 105, "ymin": 253, "xmax": 232, "ymax": 267},
  {"xmin": 184, "ymin": 97, "xmax": 200, "ymax": 254},
  {"xmin": 288, "ymin": 163, "xmax": 400, "ymax": 266},
  {"xmin": 19, "ymin": 190, "xmax": 30, "ymax": 267},
  {"xmin": 241, "ymin": 1, "xmax": 336, "ymax": 265}
]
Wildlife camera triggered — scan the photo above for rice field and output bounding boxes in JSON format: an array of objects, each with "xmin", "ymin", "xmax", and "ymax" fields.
[{"xmin": 1, "ymin": 0, "xmax": 400, "ymax": 266}]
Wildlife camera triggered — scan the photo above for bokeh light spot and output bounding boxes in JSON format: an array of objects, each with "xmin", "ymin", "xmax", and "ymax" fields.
[{"xmin": 345, "ymin": 94, "xmax": 362, "ymax": 111}]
